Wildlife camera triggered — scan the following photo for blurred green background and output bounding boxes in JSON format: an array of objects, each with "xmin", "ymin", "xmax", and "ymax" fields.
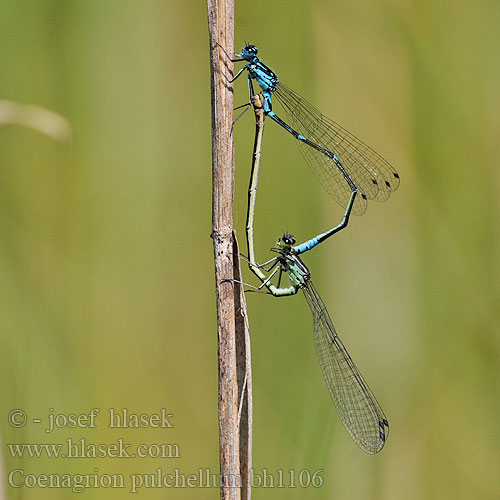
[{"xmin": 1, "ymin": 0, "xmax": 499, "ymax": 499}]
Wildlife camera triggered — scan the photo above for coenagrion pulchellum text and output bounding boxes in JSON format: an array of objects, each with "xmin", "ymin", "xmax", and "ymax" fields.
[
  {"xmin": 245, "ymin": 94, "xmax": 389, "ymax": 454},
  {"xmin": 220, "ymin": 44, "xmax": 400, "ymax": 253}
]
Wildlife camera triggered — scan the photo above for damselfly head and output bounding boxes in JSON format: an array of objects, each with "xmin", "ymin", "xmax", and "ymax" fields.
[
  {"xmin": 237, "ymin": 44, "xmax": 258, "ymax": 60},
  {"xmin": 278, "ymin": 233, "xmax": 296, "ymax": 248}
]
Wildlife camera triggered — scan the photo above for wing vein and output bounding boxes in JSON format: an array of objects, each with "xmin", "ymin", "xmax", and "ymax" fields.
[{"xmin": 302, "ymin": 281, "xmax": 389, "ymax": 454}]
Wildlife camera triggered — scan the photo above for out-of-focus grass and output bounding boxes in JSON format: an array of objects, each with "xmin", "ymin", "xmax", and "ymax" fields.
[{"xmin": 0, "ymin": 1, "xmax": 499, "ymax": 499}]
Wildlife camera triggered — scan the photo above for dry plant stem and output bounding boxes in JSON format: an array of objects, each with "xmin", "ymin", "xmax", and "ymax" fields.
[
  {"xmin": 0, "ymin": 100, "xmax": 71, "ymax": 142},
  {"xmin": 207, "ymin": 1, "xmax": 251, "ymax": 500},
  {"xmin": 233, "ymin": 233, "xmax": 252, "ymax": 500}
]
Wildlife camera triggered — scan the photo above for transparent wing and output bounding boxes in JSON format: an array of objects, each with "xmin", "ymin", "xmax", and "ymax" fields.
[
  {"xmin": 302, "ymin": 280, "xmax": 389, "ymax": 454},
  {"xmin": 274, "ymin": 82, "xmax": 400, "ymax": 215}
]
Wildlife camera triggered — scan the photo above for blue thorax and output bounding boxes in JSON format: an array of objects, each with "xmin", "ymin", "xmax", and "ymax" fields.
[{"xmin": 236, "ymin": 44, "xmax": 279, "ymax": 94}]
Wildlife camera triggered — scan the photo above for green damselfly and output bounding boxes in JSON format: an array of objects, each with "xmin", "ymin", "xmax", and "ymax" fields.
[{"xmin": 245, "ymin": 94, "xmax": 389, "ymax": 454}]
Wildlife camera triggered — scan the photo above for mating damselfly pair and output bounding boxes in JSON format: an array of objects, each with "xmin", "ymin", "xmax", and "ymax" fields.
[{"xmin": 219, "ymin": 44, "xmax": 399, "ymax": 454}]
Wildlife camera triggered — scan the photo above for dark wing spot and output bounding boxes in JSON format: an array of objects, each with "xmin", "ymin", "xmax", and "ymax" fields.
[
  {"xmin": 361, "ymin": 193, "xmax": 367, "ymax": 200},
  {"xmin": 379, "ymin": 420, "xmax": 388, "ymax": 441},
  {"xmin": 394, "ymin": 173, "xmax": 400, "ymax": 179},
  {"xmin": 385, "ymin": 181, "xmax": 391, "ymax": 188},
  {"xmin": 372, "ymin": 179, "xmax": 378, "ymax": 185}
]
